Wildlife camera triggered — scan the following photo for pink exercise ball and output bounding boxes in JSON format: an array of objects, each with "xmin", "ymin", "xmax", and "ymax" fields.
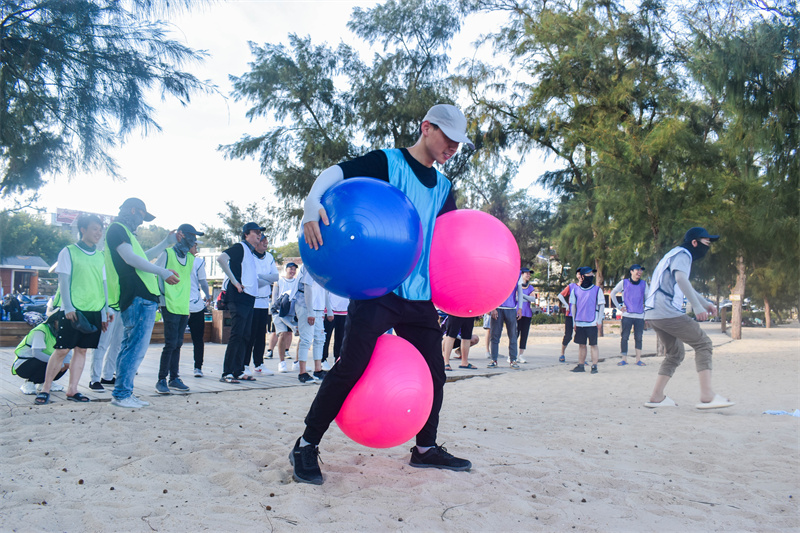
[
  {"xmin": 430, "ymin": 209, "xmax": 520, "ymax": 317},
  {"xmin": 335, "ymin": 334, "xmax": 433, "ymax": 449}
]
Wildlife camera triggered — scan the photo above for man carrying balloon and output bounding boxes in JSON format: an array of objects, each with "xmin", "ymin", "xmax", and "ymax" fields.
[{"xmin": 290, "ymin": 104, "xmax": 482, "ymax": 485}]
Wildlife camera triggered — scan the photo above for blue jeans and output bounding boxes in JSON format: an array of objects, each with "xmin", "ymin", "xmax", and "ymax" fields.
[
  {"xmin": 490, "ymin": 308, "xmax": 519, "ymax": 362},
  {"xmin": 113, "ymin": 297, "xmax": 158, "ymax": 400}
]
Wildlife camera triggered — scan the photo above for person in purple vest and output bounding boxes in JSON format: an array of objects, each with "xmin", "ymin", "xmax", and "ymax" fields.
[
  {"xmin": 514, "ymin": 267, "xmax": 536, "ymax": 364},
  {"xmin": 609, "ymin": 264, "xmax": 649, "ymax": 366},
  {"xmin": 569, "ymin": 266, "xmax": 604, "ymax": 374}
]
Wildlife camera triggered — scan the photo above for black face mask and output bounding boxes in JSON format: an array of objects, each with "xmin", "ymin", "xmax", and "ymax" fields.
[
  {"xmin": 682, "ymin": 241, "xmax": 710, "ymax": 262},
  {"xmin": 580, "ymin": 276, "xmax": 594, "ymax": 288}
]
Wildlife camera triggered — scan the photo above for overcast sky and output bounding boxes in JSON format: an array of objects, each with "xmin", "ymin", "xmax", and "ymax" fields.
[{"xmin": 28, "ymin": 0, "xmax": 557, "ymax": 244}]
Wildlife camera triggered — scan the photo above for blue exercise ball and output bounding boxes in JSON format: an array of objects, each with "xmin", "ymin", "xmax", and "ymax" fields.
[{"xmin": 299, "ymin": 178, "xmax": 423, "ymax": 299}]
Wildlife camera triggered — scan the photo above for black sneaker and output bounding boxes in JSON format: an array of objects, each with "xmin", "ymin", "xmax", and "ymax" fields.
[
  {"xmin": 298, "ymin": 373, "xmax": 316, "ymax": 384},
  {"xmin": 591, "ymin": 365, "xmax": 598, "ymax": 374},
  {"xmin": 266, "ymin": 350, "xmax": 273, "ymax": 359},
  {"xmin": 100, "ymin": 377, "xmax": 116, "ymax": 385},
  {"xmin": 571, "ymin": 364, "xmax": 585, "ymax": 373},
  {"xmin": 313, "ymin": 370, "xmax": 327, "ymax": 380},
  {"xmin": 409, "ymin": 445, "xmax": 471, "ymax": 471},
  {"xmin": 89, "ymin": 381, "xmax": 105, "ymax": 392},
  {"xmin": 289, "ymin": 438, "xmax": 323, "ymax": 485}
]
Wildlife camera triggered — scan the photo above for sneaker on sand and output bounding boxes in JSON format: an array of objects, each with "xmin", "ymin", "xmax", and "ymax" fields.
[
  {"xmin": 590, "ymin": 365, "xmax": 598, "ymax": 374},
  {"xmin": 20, "ymin": 381, "xmax": 37, "ymax": 395},
  {"xmin": 321, "ymin": 360, "xmax": 332, "ymax": 371},
  {"xmin": 291, "ymin": 361, "xmax": 300, "ymax": 372},
  {"xmin": 100, "ymin": 377, "xmax": 116, "ymax": 385},
  {"xmin": 111, "ymin": 396, "xmax": 141, "ymax": 408},
  {"xmin": 518, "ymin": 357, "xmax": 527, "ymax": 364},
  {"xmin": 409, "ymin": 445, "xmax": 471, "ymax": 471},
  {"xmin": 510, "ymin": 362, "xmax": 520, "ymax": 369},
  {"xmin": 243, "ymin": 366, "xmax": 253, "ymax": 377},
  {"xmin": 298, "ymin": 373, "xmax": 317, "ymax": 384},
  {"xmin": 132, "ymin": 395, "xmax": 150, "ymax": 407},
  {"xmin": 313, "ymin": 370, "xmax": 327, "ymax": 380},
  {"xmin": 193, "ymin": 368, "xmax": 203, "ymax": 377},
  {"xmin": 254, "ymin": 364, "xmax": 265, "ymax": 373},
  {"xmin": 89, "ymin": 381, "xmax": 105, "ymax": 392},
  {"xmin": 487, "ymin": 361, "xmax": 498, "ymax": 368},
  {"xmin": 168, "ymin": 378, "xmax": 190, "ymax": 392},
  {"xmin": 571, "ymin": 364, "xmax": 585, "ymax": 373},
  {"xmin": 257, "ymin": 366, "xmax": 275, "ymax": 376},
  {"xmin": 155, "ymin": 379, "xmax": 171, "ymax": 394},
  {"xmin": 289, "ymin": 438, "xmax": 323, "ymax": 485},
  {"xmin": 266, "ymin": 350, "xmax": 274, "ymax": 359},
  {"xmin": 278, "ymin": 361, "xmax": 288, "ymax": 373}
]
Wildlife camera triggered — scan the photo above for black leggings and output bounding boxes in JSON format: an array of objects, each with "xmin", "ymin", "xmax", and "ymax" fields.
[
  {"xmin": 562, "ymin": 315, "xmax": 574, "ymax": 346},
  {"xmin": 517, "ymin": 316, "xmax": 532, "ymax": 350},
  {"xmin": 187, "ymin": 310, "xmax": 205, "ymax": 369},
  {"xmin": 303, "ymin": 292, "xmax": 446, "ymax": 447}
]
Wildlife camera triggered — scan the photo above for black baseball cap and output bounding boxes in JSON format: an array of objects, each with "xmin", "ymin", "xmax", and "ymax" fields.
[
  {"xmin": 520, "ymin": 267, "xmax": 531, "ymax": 273},
  {"xmin": 577, "ymin": 266, "xmax": 596, "ymax": 275},
  {"xmin": 119, "ymin": 198, "xmax": 155, "ymax": 221},
  {"xmin": 683, "ymin": 227, "xmax": 719, "ymax": 243},
  {"xmin": 177, "ymin": 223, "xmax": 204, "ymax": 236},
  {"xmin": 285, "ymin": 262, "xmax": 298, "ymax": 268},
  {"xmin": 630, "ymin": 264, "xmax": 645, "ymax": 271},
  {"xmin": 242, "ymin": 222, "xmax": 266, "ymax": 234}
]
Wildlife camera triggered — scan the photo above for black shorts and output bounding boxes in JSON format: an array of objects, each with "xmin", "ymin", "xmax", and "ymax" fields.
[
  {"xmin": 54, "ymin": 310, "xmax": 103, "ymax": 350},
  {"xmin": 445, "ymin": 316, "xmax": 474, "ymax": 340},
  {"xmin": 574, "ymin": 325, "xmax": 598, "ymax": 346}
]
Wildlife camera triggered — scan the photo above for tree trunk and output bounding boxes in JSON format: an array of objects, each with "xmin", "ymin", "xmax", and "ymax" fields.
[
  {"xmin": 731, "ymin": 255, "xmax": 746, "ymax": 340},
  {"xmin": 764, "ymin": 297, "xmax": 772, "ymax": 328},
  {"xmin": 720, "ymin": 307, "xmax": 727, "ymax": 334}
]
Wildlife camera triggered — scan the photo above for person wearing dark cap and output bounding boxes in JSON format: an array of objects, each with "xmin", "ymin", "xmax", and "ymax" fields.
[
  {"xmin": 556, "ymin": 269, "xmax": 581, "ymax": 363},
  {"xmin": 569, "ymin": 266, "xmax": 604, "ymax": 374},
  {"xmin": 644, "ymin": 227, "xmax": 734, "ymax": 410},
  {"xmin": 609, "ymin": 264, "xmax": 649, "ymax": 366},
  {"xmin": 244, "ymin": 233, "xmax": 279, "ymax": 377},
  {"xmin": 105, "ymin": 198, "xmax": 180, "ymax": 408},
  {"xmin": 216, "ymin": 222, "xmax": 270, "ymax": 383},
  {"xmin": 153, "ymin": 224, "xmax": 204, "ymax": 395},
  {"xmin": 291, "ymin": 103, "xmax": 473, "ymax": 485}
]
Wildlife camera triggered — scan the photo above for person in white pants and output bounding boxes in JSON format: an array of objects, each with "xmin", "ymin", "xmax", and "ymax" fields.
[
  {"xmin": 294, "ymin": 264, "xmax": 331, "ymax": 384},
  {"xmin": 88, "ymin": 311, "xmax": 123, "ymax": 391}
]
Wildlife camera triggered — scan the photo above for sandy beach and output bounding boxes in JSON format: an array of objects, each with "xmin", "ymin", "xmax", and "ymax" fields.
[{"xmin": 2, "ymin": 323, "xmax": 798, "ymax": 532}]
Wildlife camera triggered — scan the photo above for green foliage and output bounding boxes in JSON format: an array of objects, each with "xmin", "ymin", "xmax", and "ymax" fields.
[
  {"xmin": 0, "ymin": 0, "xmax": 211, "ymax": 197},
  {"xmin": 0, "ymin": 211, "xmax": 72, "ymax": 264},
  {"xmin": 221, "ymin": 0, "xmax": 475, "ymax": 227},
  {"xmin": 202, "ymin": 201, "xmax": 274, "ymax": 250},
  {"xmin": 531, "ymin": 312, "xmax": 563, "ymax": 325},
  {"xmin": 273, "ymin": 241, "xmax": 300, "ymax": 265},
  {"xmin": 135, "ymin": 225, "xmax": 170, "ymax": 252}
]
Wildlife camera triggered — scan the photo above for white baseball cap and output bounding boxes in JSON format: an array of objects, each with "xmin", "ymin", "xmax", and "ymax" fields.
[{"xmin": 422, "ymin": 104, "xmax": 475, "ymax": 150}]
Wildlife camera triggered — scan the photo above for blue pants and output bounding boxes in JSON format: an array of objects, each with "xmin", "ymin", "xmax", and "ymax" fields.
[
  {"xmin": 490, "ymin": 308, "xmax": 518, "ymax": 362},
  {"xmin": 113, "ymin": 297, "xmax": 157, "ymax": 401}
]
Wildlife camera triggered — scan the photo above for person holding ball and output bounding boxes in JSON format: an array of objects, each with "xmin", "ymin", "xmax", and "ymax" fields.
[{"xmin": 291, "ymin": 104, "xmax": 474, "ymax": 485}]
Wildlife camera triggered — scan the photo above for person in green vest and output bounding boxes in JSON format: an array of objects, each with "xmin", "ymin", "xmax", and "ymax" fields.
[
  {"xmin": 13, "ymin": 313, "xmax": 71, "ymax": 394},
  {"xmin": 105, "ymin": 198, "xmax": 180, "ymax": 409},
  {"xmin": 36, "ymin": 214, "xmax": 109, "ymax": 405},
  {"xmin": 153, "ymin": 224, "xmax": 204, "ymax": 395}
]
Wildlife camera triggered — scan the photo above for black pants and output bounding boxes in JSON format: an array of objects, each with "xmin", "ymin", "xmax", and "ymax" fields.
[
  {"xmin": 303, "ymin": 293, "xmax": 446, "ymax": 447},
  {"xmin": 244, "ymin": 307, "xmax": 272, "ymax": 367},
  {"xmin": 322, "ymin": 314, "xmax": 347, "ymax": 362},
  {"xmin": 222, "ymin": 296, "xmax": 255, "ymax": 377},
  {"xmin": 187, "ymin": 310, "xmax": 205, "ymax": 369},
  {"xmin": 159, "ymin": 308, "xmax": 189, "ymax": 381},
  {"xmin": 517, "ymin": 316, "xmax": 532, "ymax": 350},
  {"xmin": 562, "ymin": 315, "xmax": 574, "ymax": 346}
]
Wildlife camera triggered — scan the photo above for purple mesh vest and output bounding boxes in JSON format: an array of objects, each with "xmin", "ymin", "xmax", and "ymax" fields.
[
  {"xmin": 623, "ymin": 278, "xmax": 646, "ymax": 315},
  {"xmin": 574, "ymin": 285, "xmax": 600, "ymax": 323}
]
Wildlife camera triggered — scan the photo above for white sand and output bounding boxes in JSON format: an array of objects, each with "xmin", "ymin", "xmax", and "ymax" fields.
[{"xmin": 2, "ymin": 325, "xmax": 798, "ymax": 532}]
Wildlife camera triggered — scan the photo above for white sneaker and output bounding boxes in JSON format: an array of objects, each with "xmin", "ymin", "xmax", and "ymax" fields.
[
  {"xmin": 36, "ymin": 382, "xmax": 65, "ymax": 393},
  {"xmin": 518, "ymin": 357, "xmax": 527, "ymax": 364},
  {"xmin": 111, "ymin": 396, "xmax": 141, "ymax": 409},
  {"xmin": 193, "ymin": 368, "xmax": 203, "ymax": 377},
  {"xmin": 321, "ymin": 360, "xmax": 332, "ymax": 371},
  {"xmin": 258, "ymin": 367, "xmax": 275, "ymax": 376},
  {"xmin": 131, "ymin": 395, "xmax": 150, "ymax": 407},
  {"xmin": 254, "ymin": 364, "xmax": 265, "ymax": 373},
  {"xmin": 20, "ymin": 381, "xmax": 37, "ymax": 395},
  {"xmin": 291, "ymin": 361, "xmax": 299, "ymax": 372},
  {"xmin": 243, "ymin": 366, "xmax": 253, "ymax": 376},
  {"xmin": 278, "ymin": 361, "xmax": 288, "ymax": 373}
]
